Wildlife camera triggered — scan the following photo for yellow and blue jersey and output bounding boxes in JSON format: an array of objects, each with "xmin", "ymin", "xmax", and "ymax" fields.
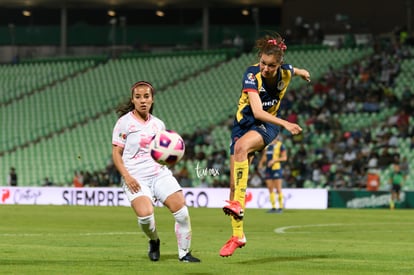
[
  {"xmin": 264, "ymin": 141, "xmax": 286, "ymax": 180},
  {"xmin": 265, "ymin": 141, "xmax": 286, "ymax": 170},
  {"xmin": 235, "ymin": 63, "xmax": 294, "ymax": 128}
]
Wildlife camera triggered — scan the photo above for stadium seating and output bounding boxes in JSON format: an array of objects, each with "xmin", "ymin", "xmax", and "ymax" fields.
[
  {"xmin": 0, "ymin": 51, "xmax": 230, "ymax": 152},
  {"xmin": 0, "ymin": 60, "xmax": 96, "ymax": 105}
]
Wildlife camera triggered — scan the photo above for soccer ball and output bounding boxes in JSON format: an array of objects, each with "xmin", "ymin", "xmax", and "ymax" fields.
[{"xmin": 149, "ymin": 130, "xmax": 185, "ymax": 165}]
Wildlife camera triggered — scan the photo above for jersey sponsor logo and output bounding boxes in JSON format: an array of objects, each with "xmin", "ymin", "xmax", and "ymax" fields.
[
  {"xmin": 262, "ymin": 99, "xmax": 278, "ymax": 107},
  {"xmin": 139, "ymin": 134, "xmax": 153, "ymax": 148}
]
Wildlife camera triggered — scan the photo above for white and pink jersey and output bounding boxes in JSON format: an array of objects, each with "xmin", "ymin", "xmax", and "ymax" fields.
[{"xmin": 112, "ymin": 112, "xmax": 166, "ymax": 181}]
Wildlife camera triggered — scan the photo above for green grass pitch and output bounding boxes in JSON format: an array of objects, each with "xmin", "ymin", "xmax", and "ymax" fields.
[{"xmin": 1, "ymin": 205, "xmax": 413, "ymax": 275}]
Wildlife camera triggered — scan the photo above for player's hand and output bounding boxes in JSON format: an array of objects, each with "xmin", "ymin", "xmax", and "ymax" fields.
[
  {"xmin": 284, "ymin": 122, "xmax": 303, "ymax": 136},
  {"xmin": 300, "ymin": 69, "xmax": 311, "ymax": 82},
  {"xmin": 124, "ymin": 175, "xmax": 141, "ymax": 193},
  {"xmin": 295, "ymin": 68, "xmax": 311, "ymax": 82}
]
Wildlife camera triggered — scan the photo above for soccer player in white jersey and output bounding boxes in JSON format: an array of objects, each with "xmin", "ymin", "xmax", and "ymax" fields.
[{"xmin": 112, "ymin": 81, "xmax": 200, "ymax": 262}]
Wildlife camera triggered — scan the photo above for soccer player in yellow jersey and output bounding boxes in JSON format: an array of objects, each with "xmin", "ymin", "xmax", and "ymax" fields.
[
  {"xmin": 220, "ymin": 33, "xmax": 310, "ymax": 257},
  {"xmin": 258, "ymin": 137, "xmax": 287, "ymax": 213}
]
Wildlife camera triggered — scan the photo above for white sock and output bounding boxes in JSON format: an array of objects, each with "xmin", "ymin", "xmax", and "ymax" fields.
[
  {"xmin": 138, "ymin": 214, "xmax": 158, "ymax": 240},
  {"xmin": 173, "ymin": 206, "xmax": 192, "ymax": 258}
]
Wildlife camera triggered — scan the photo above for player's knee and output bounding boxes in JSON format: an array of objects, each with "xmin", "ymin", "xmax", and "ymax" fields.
[
  {"xmin": 234, "ymin": 144, "xmax": 250, "ymax": 161},
  {"xmin": 165, "ymin": 191, "xmax": 185, "ymax": 210},
  {"xmin": 233, "ymin": 142, "xmax": 246, "ymax": 155},
  {"xmin": 138, "ymin": 213, "xmax": 155, "ymax": 225},
  {"xmin": 173, "ymin": 206, "xmax": 189, "ymax": 223}
]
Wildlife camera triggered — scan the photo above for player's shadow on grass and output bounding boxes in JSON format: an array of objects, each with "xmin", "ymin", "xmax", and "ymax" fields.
[
  {"xmin": 238, "ymin": 254, "xmax": 330, "ymax": 265},
  {"xmin": 143, "ymin": 253, "xmax": 180, "ymax": 262}
]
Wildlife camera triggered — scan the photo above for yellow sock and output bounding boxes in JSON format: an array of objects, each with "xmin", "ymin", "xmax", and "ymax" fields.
[
  {"xmin": 232, "ymin": 159, "xmax": 249, "ymax": 238},
  {"xmin": 278, "ymin": 193, "xmax": 283, "ymax": 209},
  {"xmin": 231, "ymin": 217, "xmax": 243, "ymax": 239},
  {"xmin": 233, "ymin": 159, "xmax": 249, "ymax": 208},
  {"xmin": 269, "ymin": 192, "xmax": 276, "ymax": 209}
]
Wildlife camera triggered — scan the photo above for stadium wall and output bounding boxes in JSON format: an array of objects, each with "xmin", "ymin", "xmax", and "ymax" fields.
[
  {"xmin": 329, "ymin": 190, "xmax": 414, "ymax": 209},
  {"xmin": 0, "ymin": 187, "xmax": 327, "ymax": 209},
  {"xmin": 2, "ymin": 187, "xmax": 412, "ymax": 209},
  {"xmin": 0, "ymin": 24, "xmax": 272, "ymax": 62}
]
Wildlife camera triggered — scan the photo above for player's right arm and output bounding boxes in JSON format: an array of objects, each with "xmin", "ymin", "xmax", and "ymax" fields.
[{"xmin": 112, "ymin": 145, "xmax": 141, "ymax": 193}]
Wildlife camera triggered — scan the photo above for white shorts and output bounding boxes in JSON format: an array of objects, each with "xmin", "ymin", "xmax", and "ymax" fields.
[{"xmin": 122, "ymin": 167, "xmax": 182, "ymax": 204}]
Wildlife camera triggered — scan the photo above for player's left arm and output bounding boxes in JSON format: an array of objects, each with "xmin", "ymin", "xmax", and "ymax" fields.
[{"xmin": 293, "ymin": 67, "xmax": 311, "ymax": 82}]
